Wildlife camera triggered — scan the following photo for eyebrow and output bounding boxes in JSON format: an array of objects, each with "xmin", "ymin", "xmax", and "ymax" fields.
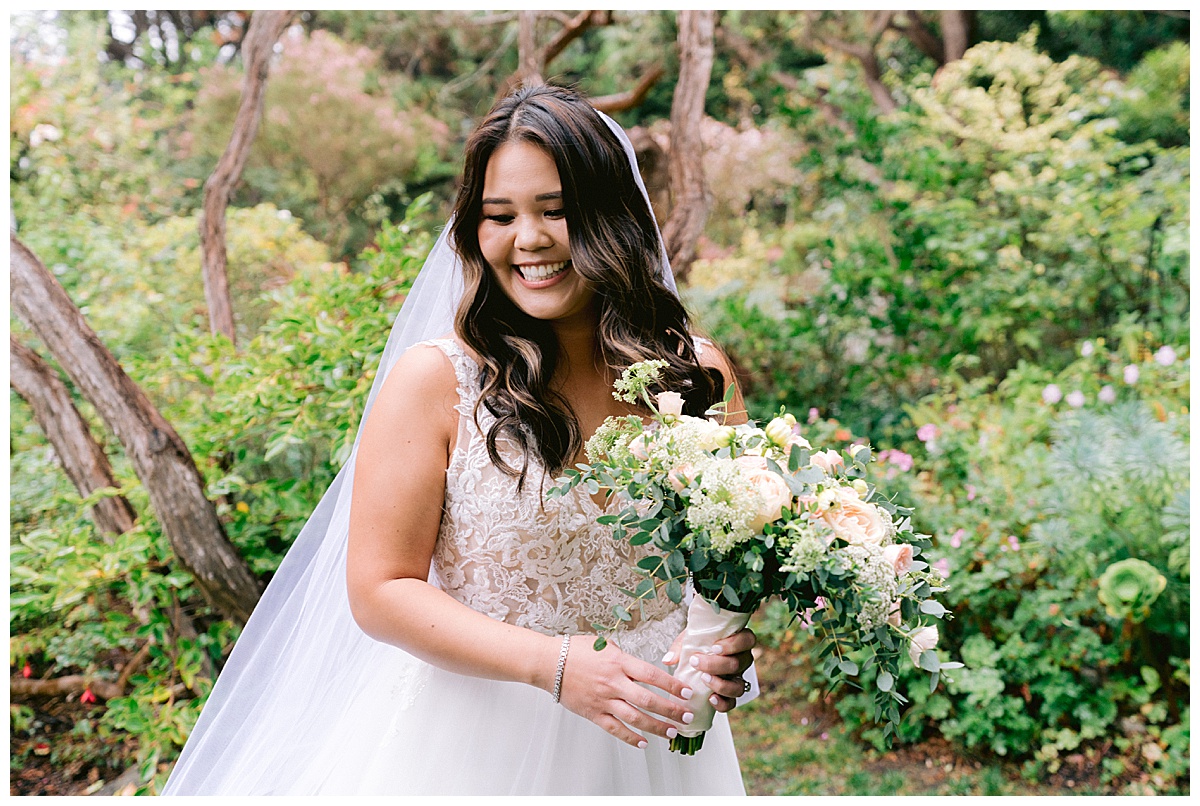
[{"xmin": 481, "ymin": 191, "xmax": 563, "ymax": 205}]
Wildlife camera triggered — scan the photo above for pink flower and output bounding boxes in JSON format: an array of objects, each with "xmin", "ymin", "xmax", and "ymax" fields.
[
  {"xmin": 80, "ymin": 688, "xmax": 97, "ymax": 705},
  {"xmin": 1066, "ymin": 390, "xmax": 1085, "ymax": 408},
  {"xmin": 655, "ymin": 391, "xmax": 684, "ymax": 416},
  {"xmin": 966, "ymin": 485, "xmax": 977, "ymax": 502},
  {"xmin": 882, "ymin": 543, "xmax": 914, "ymax": 575},
  {"xmin": 932, "ymin": 558, "xmax": 950, "ymax": 578},
  {"xmin": 819, "ymin": 488, "xmax": 889, "ymax": 546},
  {"xmin": 735, "ymin": 455, "xmax": 793, "ymax": 532},
  {"xmin": 1042, "ymin": 384, "xmax": 1063, "ymax": 404},
  {"xmin": 950, "ymin": 528, "xmax": 965, "ymax": 548},
  {"xmin": 1154, "ymin": 345, "xmax": 1177, "ymax": 367},
  {"xmin": 810, "ymin": 449, "xmax": 844, "ymax": 473},
  {"xmin": 908, "ymin": 626, "xmax": 939, "ymax": 667},
  {"xmin": 668, "ymin": 463, "xmax": 697, "ymax": 493},
  {"xmin": 886, "ymin": 600, "xmax": 902, "ymax": 626},
  {"xmin": 1124, "ymin": 365, "xmax": 1140, "ymax": 384},
  {"xmin": 917, "ymin": 424, "xmax": 939, "ymax": 442},
  {"xmin": 22, "ymin": 663, "xmax": 31, "ymax": 679},
  {"xmin": 877, "ymin": 449, "xmax": 914, "ymax": 472},
  {"xmin": 1007, "ymin": 535, "xmax": 1020, "ymax": 551},
  {"xmin": 1098, "ymin": 385, "xmax": 1116, "ymax": 404},
  {"xmin": 808, "ymin": 407, "xmax": 820, "ymax": 424}
]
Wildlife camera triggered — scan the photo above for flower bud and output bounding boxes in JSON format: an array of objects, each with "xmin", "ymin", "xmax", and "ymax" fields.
[
  {"xmin": 764, "ymin": 417, "xmax": 794, "ymax": 447},
  {"xmin": 852, "ymin": 479, "xmax": 870, "ymax": 497}
]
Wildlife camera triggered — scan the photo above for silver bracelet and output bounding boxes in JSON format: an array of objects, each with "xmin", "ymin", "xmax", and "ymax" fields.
[{"xmin": 551, "ymin": 635, "xmax": 571, "ymax": 703}]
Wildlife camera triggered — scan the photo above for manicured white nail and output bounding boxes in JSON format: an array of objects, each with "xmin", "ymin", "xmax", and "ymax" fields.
[
  {"xmin": 682, "ymin": 712, "xmax": 695, "ymax": 724},
  {"xmin": 710, "ymin": 694, "xmax": 721, "ymax": 707},
  {"xmin": 637, "ymin": 740, "xmax": 647, "ymax": 749},
  {"xmin": 689, "ymin": 656, "xmax": 700, "ymax": 668},
  {"xmin": 661, "ymin": 651, "xmax": 676, "ymax": 664},
  {"xmin": 680, "ymin": 687, "xmax": 693, "ymax": 699},
  {"xmin": 667, "ymin": 727, "xmax": 679, "ymax": 739},
  {"xmin": 701, "ymin": 672, "xmax": 712, "ymax": 684},
  {"xmin": 710, "ymin": 645, "xmax": 724, "ymax": 655}
]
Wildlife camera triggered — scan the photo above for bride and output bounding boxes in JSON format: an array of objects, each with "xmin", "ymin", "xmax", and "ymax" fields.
[{"xmin": 164, "ymin": 84, "xmax": 757, "ymax": 796}]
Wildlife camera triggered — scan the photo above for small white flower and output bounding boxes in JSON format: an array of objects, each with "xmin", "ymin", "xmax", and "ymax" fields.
[
  {"xmin": 1042, "ymin": 384, "xmax": 1062, "ymax": 404},
  {"xmin": 1081, "ymin": 340, "xmax": 1094, "ymax": 357},
  {"xmin": 1066, "ymin": 390, "xmax": 1085, "ymax": 408},
  {"xmin": 1123, "ymin": 364, "xmax": 1140, "ymax": 384},
  {"xmin": 1098, "ymin": 385, "xmax": 1116, "ymax": 404}
]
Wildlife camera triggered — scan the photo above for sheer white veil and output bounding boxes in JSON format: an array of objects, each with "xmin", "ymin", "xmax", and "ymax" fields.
[{"xmin": 163, "ymin": 103, "xmax": 748, "ymax": 795}]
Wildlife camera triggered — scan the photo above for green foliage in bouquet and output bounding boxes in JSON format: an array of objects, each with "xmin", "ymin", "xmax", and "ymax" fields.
[{"xmin": 549, "ymin": 361, "xmax": 960, "ymax": 752}]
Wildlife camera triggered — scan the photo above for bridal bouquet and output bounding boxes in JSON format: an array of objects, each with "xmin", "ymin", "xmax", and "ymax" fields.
[{"xmin": 548, "ymin": 361, "xmax": 959, "ymax": 754}]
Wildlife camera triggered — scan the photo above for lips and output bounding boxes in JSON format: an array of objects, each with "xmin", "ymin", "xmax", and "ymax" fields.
[{"xmin": 513, "ymin": 260, "xmax": 571, "ymax": 285}]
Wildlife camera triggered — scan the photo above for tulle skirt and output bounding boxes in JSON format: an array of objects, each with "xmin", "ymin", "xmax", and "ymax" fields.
[{"xmin": 192, "ymin": 644, "xmax": 744, "ymax": 796}]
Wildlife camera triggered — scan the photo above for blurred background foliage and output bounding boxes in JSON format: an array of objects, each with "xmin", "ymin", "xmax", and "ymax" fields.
[{"xmin": 9, "ymin": 9, "xmax": 1189, "ymax": 796}]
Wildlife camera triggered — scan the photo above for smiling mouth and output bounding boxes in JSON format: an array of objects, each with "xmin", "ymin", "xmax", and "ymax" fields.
[{"xmin": 514, "ymin": 260, "xmax": 571, "ymax": 282}]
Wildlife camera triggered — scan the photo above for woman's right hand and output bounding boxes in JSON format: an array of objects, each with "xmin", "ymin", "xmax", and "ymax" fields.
[{"xmin": 556, "ymin": 635, "xmax": 696, "ymax": 748}]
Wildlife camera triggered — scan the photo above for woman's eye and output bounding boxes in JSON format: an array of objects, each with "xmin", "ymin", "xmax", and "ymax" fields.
[
  {"xmin": 545, "ymin": 209, "xmax": 565, "ymax": 219},
  {"xmin": 484, "ymin": 214, "xmax": 514, "ymax": 224}
]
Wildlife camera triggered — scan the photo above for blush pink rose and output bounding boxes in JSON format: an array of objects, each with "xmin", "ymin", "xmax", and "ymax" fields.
[
  {"xmin": 735, "ymin": 455, "xmax": 793, "ymax": 532},
  {"xmin": 882, "ymin": 543, "xmax": 914, "ymax": 575},
  {"xmin": 810, "ymin": 449, "xmax": 844, "ymax": 473},
  {"xmin": 668, "ymin": 463, "xmax": 698, "ymax": 493},
  {"xmin": 656, "ymin": 391, "xmax": 684, "ymax": 416},
  {"xmin": 820, "ymin": 487, "xmax": 888, "ymax": 546}
]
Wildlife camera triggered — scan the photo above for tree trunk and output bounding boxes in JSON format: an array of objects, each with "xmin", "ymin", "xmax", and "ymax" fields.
[
  {"xmin": 518, "ymin": 10, "xmax": 543, "ymax": 85},
  {"xmin": 10, "ymin": 336, "xmax": 138, "ymax": 537},
  {"xmin": 661, "ymin": 10, "xmax": 716, "ymax": 283},
  {"xmin": 10, "ymin": 235, "xmax": 262, "ymax": 624},
  {"xmin": 940, "ymin": 10, "xmax": 975, "ymax": 63},
  {"xmin": 199, "ymin": 9, "xmax": 293, "ymax": 346}
]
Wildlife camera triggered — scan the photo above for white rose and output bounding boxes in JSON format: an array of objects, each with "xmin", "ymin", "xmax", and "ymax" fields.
[
  {"xmin": 907, "ymin": 625, "xmax": 939, "ymax": 667},
  {"xmin": 763, "ymin": 416, "xmax": 796, "ymax": 447},
  {"xmin": 819, "ymin": 487, "xmax": 889, "ymax": 546},
  {"xmin": 656, "ymin": 391, "xmax": 684, "ymax": 417},
  {"xmin": 882, "ymin": 543, "xmax": 914, "ymax": 576}
]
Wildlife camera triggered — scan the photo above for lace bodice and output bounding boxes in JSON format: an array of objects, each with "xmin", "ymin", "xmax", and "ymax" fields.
[{"xmin": 421, "ymin": 339, "xmax": 684, "ymax": 663}]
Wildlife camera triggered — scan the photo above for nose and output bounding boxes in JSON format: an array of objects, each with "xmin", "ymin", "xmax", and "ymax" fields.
[{"xmin": 513, "ymin": 215, "xmax": 553, "ymax": 252}]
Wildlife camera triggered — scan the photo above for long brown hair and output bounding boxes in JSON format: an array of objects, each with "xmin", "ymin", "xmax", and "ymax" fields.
[{"xmin": 449, "ymin": 85, "xmax": 722, "ymax": 487}]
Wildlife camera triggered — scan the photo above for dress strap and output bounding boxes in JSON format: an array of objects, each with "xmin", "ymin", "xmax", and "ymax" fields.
[{"xmin": 415, "ymin": 338, "xmax": 479, "ymax": 416}]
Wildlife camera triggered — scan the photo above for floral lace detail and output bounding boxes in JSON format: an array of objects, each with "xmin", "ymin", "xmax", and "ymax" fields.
[{"xmin": 418, "ymin": 339, "xmax": 684, "ymax": 663}]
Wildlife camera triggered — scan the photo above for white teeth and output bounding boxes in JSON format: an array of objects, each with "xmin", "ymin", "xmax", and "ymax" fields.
[{"xmin": 518, "ymin": 260, "xmax": 569, "ymax": 281}]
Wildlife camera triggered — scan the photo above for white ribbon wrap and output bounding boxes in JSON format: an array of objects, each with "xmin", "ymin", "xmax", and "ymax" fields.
[{"xmin": 673, "ymin": 596, "xmax": 753, "ymax": 737}]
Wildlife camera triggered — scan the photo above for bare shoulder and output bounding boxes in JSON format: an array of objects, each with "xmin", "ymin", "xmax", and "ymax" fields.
[{"xmin": 368, "ymin": 341, "xmax": 460, "ymax": 433}]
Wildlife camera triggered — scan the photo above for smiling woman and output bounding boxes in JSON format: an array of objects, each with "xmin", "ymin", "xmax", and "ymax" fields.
[{"xmin": 164, "ymin": 84, "xmax": 755, "ymax": 796}]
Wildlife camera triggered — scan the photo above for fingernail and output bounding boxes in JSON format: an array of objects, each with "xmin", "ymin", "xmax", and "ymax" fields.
[
  {"xmin": 689, "ymin": 656, "xmax": 700, "ymax": 668},
  {"xmin": 680, "ymin": 687, "xmax": 693, "ymax": 699},
  {"xmin": 710, "ymin": 645, "xmax": 724, "ymax": 655},
  {"xmin": 682, "ymin": 712, "xmax": 694, "ymax": 724},
  {"xmin": 710, "ymin": 694, "xmax": 720, "ymax": 707},
  {"xmin": 661, "ymin": 651, "xmax": 675, "ymax": 664},
  {"xmin": 637, "ymin": 740, "xmax": 647, "ymax": 749},
  {"xmin": 667, "ymin": 727, "xmax": 679, "ymax": 739},
  {"xmin": 701, "ymin": 672, "xmax": 712, "ymax": 684}
]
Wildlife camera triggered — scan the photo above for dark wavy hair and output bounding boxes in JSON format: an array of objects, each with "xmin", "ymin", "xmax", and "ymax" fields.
[{"xmin": 450, "ymin": 84, "xmax": 723, "ymax": 487}]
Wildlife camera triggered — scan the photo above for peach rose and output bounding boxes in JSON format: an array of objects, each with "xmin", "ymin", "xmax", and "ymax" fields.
[
  {"xmin": 810, "ymin": 449, "xmax": 844, "ymax": 474},
  {"xmin": 656, "ymin": 391, "xmax": 684, "ymax": 417},
  {"xmin": 907, "ymin": 625, "xmax": 939, "ymax": 667},
  {"xmin": 735, "ymin": 455, "xmax": 793, "ymax": 532},
  {"xmin": 882, "ymin": 543, "xmax": 914, "ymax": 576},
  {"xmin": 668, "ymin": 463, "xmax": 698, "ymax": 493},
  {"xmin": 886, "ymin": 600, "xmax": 902, "ymax": 627},
  {"xmin": 819, "ymin": 487, "xmax": 889, "ymax": 546}
]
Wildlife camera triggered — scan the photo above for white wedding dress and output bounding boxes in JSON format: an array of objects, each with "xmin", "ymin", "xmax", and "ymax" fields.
[{"xmin": 173, "ymin": 338, "xmax": 745, "ymax": 795}]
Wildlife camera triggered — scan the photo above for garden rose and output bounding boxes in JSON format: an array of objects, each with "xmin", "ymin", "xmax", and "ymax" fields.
[
  {"xmin": 882, "ymin": 543, "xmax": 914, "ymax": 575},
  {"xmin": 735, "ymin": 456, "xmax": 793, "ymax": 532},
  {"xmin": 810, "ymin": 449, "xmax": 844, "ymax": 473},
  {"xmin": 907, "ymin": 625, "xmax": 939, "ymax": 667},
  {"xmin": 668, "ymin": 463, "xmax": 698, "ymax": 493},
  {"xmin": 656, "ymin": 391, "xmax": 684, "ymax": 416},
  {"xmin": 820, "ymin": 487, "xmax": 889, "ymax": 546},
  {"xmin": 886, "ymin": 601, "xmax": 902, "ymax": 627},
  {"xmin": 629, "ymin": 433, "xmax": 652, "ymax": 461}
]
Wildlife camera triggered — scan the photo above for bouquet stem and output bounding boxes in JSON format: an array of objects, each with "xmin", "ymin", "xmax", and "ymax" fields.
[{"xmin": 670, "ymin": 595, "xmax": 753, "ymax": 754}]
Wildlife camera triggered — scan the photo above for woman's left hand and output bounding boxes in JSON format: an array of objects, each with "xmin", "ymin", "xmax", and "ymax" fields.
[{"xmin": 662, "ymin": 627, "xmax": 756, "ymax": 712}]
